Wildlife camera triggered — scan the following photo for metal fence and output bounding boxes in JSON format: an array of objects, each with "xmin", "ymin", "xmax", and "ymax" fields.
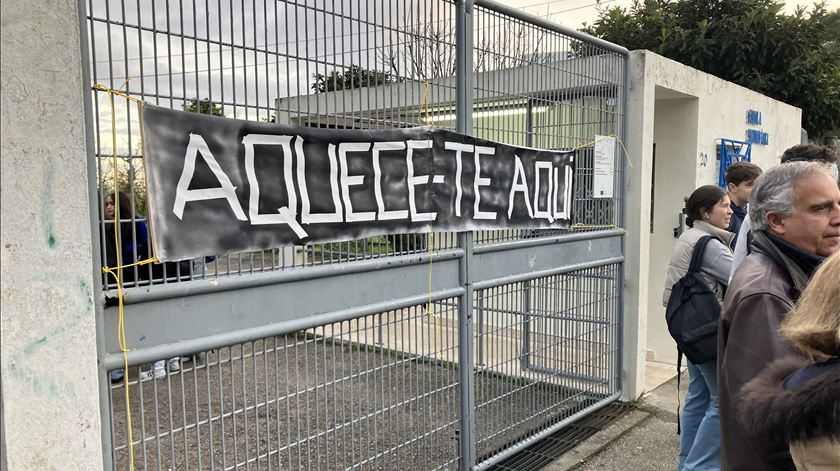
[{"xmin": 83, "ymin": 0, "xmax": 628, "ymax": 469}]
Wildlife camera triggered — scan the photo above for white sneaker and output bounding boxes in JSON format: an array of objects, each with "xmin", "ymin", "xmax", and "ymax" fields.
[
  {"xmin": 168, "ymin": 357, "xmax": 181, "ymax": 372},
  {"xmin": 140, "ymin": 361, "xmax": 166, "ymax": 381}
]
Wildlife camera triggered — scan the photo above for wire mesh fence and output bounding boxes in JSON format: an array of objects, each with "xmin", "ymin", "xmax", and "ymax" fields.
[
  {"xmin": 473, "ymin": 264, "xmax": 620, "ymax": 462},
  {"xmin": 86, "ymin": 0, "xmax": 627, "ymax": 469},
  {"xmin": 110, "ymin": 301, "xmax": 462, "ymax": 470}
]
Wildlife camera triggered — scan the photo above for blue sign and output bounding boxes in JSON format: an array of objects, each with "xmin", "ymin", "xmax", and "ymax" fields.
[
  {"xmin": 747, "ymin": 109, "xmax": 762, "ymax": 125},
  {"xmin": 746, "ymin": 129, "xmax": 769, "ymax": 145}
]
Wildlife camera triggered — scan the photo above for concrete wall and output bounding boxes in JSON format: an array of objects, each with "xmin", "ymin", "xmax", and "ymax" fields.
[
  {"xmin": 0, "ymin": 0, "xmax": 104, "ymax": 469},
  {"xmin": 647, "ymin": 96, "xmax": 700, "ymax": 365},
  {"xmin": 624, "ymin": 51, "xmax": 802, "ymax": 373}
]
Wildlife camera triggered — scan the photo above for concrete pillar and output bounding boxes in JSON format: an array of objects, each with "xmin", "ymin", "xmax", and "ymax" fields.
[
  {"xmin": 620, "ymin": 51, "xmax": 654, "ymax": 401},
  {"xmin": 1, "ymin": 0, "xmax": 104, "ymax": 469}
]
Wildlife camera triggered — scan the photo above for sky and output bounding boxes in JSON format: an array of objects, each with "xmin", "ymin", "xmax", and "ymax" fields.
[
  {"xmin": 89, "ymin": 0, "xmax": 839, "ymax": 155},
  {"xmin": 508, "ymin": 0, "xmax": 840, "ymax": 29}
]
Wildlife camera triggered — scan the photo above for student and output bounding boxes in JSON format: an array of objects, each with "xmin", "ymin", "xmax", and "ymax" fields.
[
  {"xmin": 663, "ymin": 185, "xmax": 734, "ymax": 471},
  {"xmin": 103, "ymin": 192, "xmax": 189, "ymax": 382},
  {"xmin": 723, "ymin": 161, "xmax": 762, "ymax": 247}
]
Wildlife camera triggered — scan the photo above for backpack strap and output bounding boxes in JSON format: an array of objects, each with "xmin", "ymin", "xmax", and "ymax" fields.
[
  {"xmin": 675, "ymin": 350, "xmax": 682, "ymax": 435},
  {"xmin": 687, "ymin": 236, "xmax": 715, "ymax": 273}
]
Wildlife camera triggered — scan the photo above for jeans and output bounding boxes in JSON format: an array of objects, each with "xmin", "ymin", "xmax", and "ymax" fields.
[{"xmin": 678, "ymin": 360, "xmax": 721, "ymax": 471}]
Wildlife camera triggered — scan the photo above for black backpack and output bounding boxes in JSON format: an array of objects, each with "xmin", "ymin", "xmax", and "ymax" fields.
[
  {"xmin": 665, "ymin": 235, "xmax": 722, "ymax": 365},
  {"xmin": 665, "ymin": 235, "xmax": 722, "ymax": 433}
]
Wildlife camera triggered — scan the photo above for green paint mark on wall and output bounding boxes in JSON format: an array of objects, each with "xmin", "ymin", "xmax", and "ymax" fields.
[
  {"xmin": 41, "ymin": 160, "xmax": 57, "ymax": 249},
  {"xmin": 22, "ymin": 336, "xmax": 48, "ymax": 356}
]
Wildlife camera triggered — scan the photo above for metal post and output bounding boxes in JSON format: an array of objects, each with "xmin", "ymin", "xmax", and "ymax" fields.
[
  {"xmin": 76, "ymin": 0, "xmax": 114, "ymax": 466},
  {"xmin": 525, "ymin": 98, "xmax": 534, "ymax": 148},
  {"xmin": 616, "ymin": 53, "xmax": 630, "ymax": 396},
  {"xmin": 476, "ymin": 291, "xmax": 484, "ymax": 367},
  {"xmin": 519, "ymin": 280, "xmax": 531, "ymax": 371},
  {"xmin": 456, "ymin": 1, "xmax": 476, "ymax": 469}
]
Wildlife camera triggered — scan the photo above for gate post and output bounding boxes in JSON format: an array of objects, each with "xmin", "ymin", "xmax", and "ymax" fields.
[
  {"xmin": 0, "ymin": 0, "xmax": 104, "ymax": 468},
  {"xmin": 456, "ymin": 1, "xmax": 477, "ymax": 469}
]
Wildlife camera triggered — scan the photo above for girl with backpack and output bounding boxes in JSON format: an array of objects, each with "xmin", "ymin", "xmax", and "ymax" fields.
[{"xmin": 663, "ymin": 185, "xmax": 734, "ymax": 471}]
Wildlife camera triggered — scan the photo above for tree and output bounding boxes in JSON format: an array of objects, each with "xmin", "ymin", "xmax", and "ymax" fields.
[
  {"xmin": 582, "ymin": 0, "xmax": 840, "ymax": 141},
  {"xmin": 311, "ymin": 65, "xmax": 400, "ymax": 93},
  {"xmin": 311, "ymin": 13, "xmax": 549, "ymax": 92},
  {"xmin": 379, "ymin": 13, "xmax": 548, "ymax": 81},
  {"xmin": 185, "ymin": 98, "xmax": 224, "ymax": 116}
]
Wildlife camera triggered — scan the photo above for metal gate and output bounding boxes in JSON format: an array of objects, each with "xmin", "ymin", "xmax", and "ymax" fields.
[{"xmin": 83, "ymin": 0, "xmax": 628, "ymax": 469}]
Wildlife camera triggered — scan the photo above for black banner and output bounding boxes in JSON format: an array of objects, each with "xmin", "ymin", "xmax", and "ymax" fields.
[{"xmin": 142, "ymin": 104, "xmax": 575, "ymax": 261}]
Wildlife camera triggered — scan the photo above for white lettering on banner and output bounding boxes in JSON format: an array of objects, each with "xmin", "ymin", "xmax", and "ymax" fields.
[
  {"xmin": 172, "ymin": 133, "xmax": 247, "ymax": 221},
  {"xmin": 242, "ymin": 134, "xmax": 307, "ymax": 237},
  {"xmin": 533, "ymin": 161, "xmax": 554, "ymax": 223},
  {"xmin": 372, "ymin": 141, "xmax": 409, "ymax": 221},
  {"xmin": 299, "ymin": 137, "xmax": 343, "ymax": 224},
  {"xmin": 169, "ymin": 132, "xmax": 574, "ymax": 230},
  {"xmin": 473, "ymin": 146, "xmax": 497, "ymax": 220},
  {"xmin": 552, "ymin": 162, "xmax": 573, "ymax": 220},
  {"xmin": 444, "ymin": 141, "xmax": 473, "ymax": 217},
  {"xmin": 508, "ymin": 156, "xmax": 534, "ymax": 219},
  {"xmin": 406, "ymin": 140, "xmax": 436, "ymax": 222},
  {"xmin": 338, "ymin": 142, "xmax": 376, "ymax": 222}
]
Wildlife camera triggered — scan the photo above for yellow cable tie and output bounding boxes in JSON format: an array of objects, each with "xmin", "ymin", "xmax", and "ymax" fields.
[
  {"xmin": 92, "ymin": 83, "xmax": 144, "ymax": 104},
  {"xmin": 102, "ymin": 258, "xmax": 159, "ymax": 274}
]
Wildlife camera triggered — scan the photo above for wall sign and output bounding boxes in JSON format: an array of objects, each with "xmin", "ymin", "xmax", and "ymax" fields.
[
  {"xmin": 593, "ymin": 135, "xmax": 616, "ymax": 198},
  {"xmin": 142, "ymin": 105, "xmax": 577, "ymax": 261},
  {"xmin": 746, "ymin": 109, "xmax": 768, "ymax": 145}
]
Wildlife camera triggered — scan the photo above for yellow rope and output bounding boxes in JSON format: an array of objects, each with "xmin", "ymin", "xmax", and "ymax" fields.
[
  {"xmin": 92, "ymin": 82, "xmax": 144, "ymax": 104},
  {"xmin": 96, "ymin": 82, "xmax": 153, "ymax": 471},
  {"xmin": 421, "ymin": 80, "xmax": 434, "ymax": 126},
  {"xmin": 572, "ymin": 133, "xmax": 633, "ymax": 168}
]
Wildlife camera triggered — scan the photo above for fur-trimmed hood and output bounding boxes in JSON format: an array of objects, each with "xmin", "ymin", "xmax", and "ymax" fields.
[{"xmin": 738, "ymin": 357, "xmax": 840, "ymax": 444}]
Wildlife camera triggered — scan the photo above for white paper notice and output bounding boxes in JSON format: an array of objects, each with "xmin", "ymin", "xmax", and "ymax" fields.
[{"xmin": 593, "ymin": 135, "xmax": 616, "ymax": 198}]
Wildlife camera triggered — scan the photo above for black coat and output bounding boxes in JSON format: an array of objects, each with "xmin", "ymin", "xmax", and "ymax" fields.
[{"xmin": 738, "ymin": 357, "xmax": 840, "ymax": 471}]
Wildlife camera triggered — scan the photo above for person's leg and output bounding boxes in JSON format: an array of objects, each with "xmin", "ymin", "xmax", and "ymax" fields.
[
  {"xmin": 140, "ymin": 360, "xmax": 167, "ymax": 381},
  {"xmin": 682, "ymin": 360, "xmax": 721, "ymax": 471},
  {"xmin": 679, "ymin": 361, "xmax": 710, "ymax": 470},
  {"xmin": 110, "ymin": 369, "xmax": 124, "ymax": 383}
]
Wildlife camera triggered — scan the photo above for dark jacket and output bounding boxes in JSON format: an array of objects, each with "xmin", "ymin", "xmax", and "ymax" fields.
[
  {"xmin": 738, "ymin": 357, "xmax": 840, "ymax": 471},
  {"xmin": 718, "ymin": 231, "xmax": 811, "ymax": 471},
  {"xmin": 103, "ymin": 218, "xmax": 192, "ymax": 287},
  {"xmin": 727, "ymin": 202, "xmax": 747, "ymax": 248}
]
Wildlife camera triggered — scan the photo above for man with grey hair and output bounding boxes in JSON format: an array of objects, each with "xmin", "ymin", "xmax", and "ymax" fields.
[
  {"xmin": 729, "ymin": 144, "xmax": 838, "ymax": 281},
  {"xmin": 718, "ymin": 161, "xmax": 840, "ymax": 470}
]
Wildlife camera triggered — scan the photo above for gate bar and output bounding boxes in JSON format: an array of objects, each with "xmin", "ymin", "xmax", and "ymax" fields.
[
  {"xmin": 103, "ymin": 287, "xmax": 465, "ymax": 370},
  {"xmin": 475, "ymin": 0, "xmax": 630, "ymax": 56},
  {"xmin": 456, "ymin": 1, "xmax": 477, "ymax": 469}
]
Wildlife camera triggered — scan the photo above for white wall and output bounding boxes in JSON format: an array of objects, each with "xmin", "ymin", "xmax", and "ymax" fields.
[
  {"xmin": 647, "ymin": 96, "xmax": 700, "ymax": 365},
  {"xmin": 645, "ymin": 53, "xmax": 802, "ymax": 184},
  {"xmin": 625, "ymin": 51, "xmax": 802, "ymax": 373},
  {"xmin": 0, "ymin": 0, "xmax": 104, "ymax": 469}
]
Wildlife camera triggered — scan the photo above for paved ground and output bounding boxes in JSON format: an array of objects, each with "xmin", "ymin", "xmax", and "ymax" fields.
[
  {"xmin": 109, "ymin": 330, "xmax": 613, "ymax": 471},
  {"xmin": 546, "ymin": 370, "xmax": 688, "ymax": 471}
]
